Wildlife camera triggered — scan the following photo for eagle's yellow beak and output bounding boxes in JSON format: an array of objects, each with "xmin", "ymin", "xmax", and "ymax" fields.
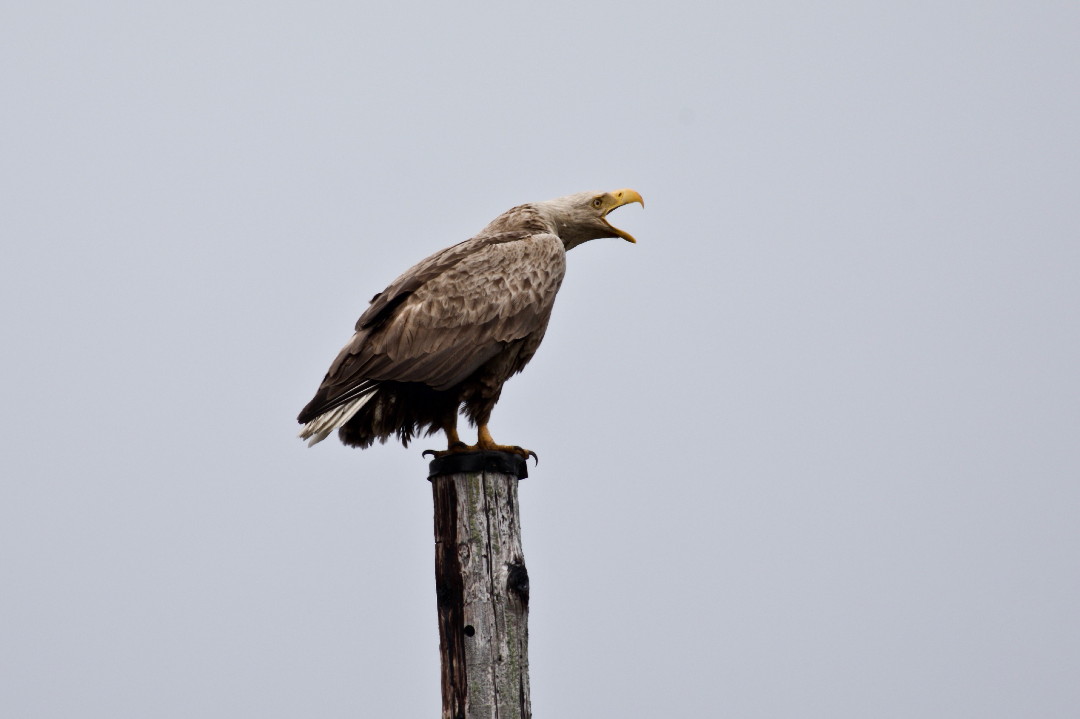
[{"xmin": 602, "ymin": 188, "xmax": 644, "ymax": 243}]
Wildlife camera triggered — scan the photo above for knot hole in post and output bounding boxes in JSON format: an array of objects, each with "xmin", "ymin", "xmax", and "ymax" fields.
[{"xmin": 507, "ymin": 562, "xmax": 530, "ymax": 604}]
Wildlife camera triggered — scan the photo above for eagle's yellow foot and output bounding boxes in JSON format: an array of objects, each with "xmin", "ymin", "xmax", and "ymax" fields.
[
  {"xmin": 422, "ymin": 425, "xmax": 538, "ymax": 464},
  {"xmin": 473, "ymin": 425, "xmax": 538, "ymax": 463},
  {"xmin": 421, "ymin": 426, "xmax": 468, "ymax": 459},
  {"xmin": 473, "ymin": 443, "xmax": 538, "ymax": 463}
]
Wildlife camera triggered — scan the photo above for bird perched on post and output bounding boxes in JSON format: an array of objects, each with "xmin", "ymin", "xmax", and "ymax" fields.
[{"xmin": 297, "ymin": 188, "xmax": 643, "ymax": 459}]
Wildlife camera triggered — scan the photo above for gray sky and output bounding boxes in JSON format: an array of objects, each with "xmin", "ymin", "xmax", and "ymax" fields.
[{"xmin": 3, "ymin": 1, "xmax": 1078, "ymax": 717}]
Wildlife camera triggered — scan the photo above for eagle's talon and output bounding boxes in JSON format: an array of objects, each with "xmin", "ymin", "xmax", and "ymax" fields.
[
  {"xmin": 424, "ymin": 439, "xmax": 472, "ymax": 459},
  {"xmin": 508, "ymin": 446, "xmax": 539, "ymax": 464}
]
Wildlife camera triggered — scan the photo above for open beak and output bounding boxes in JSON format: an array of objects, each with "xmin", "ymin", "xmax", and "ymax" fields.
[{"xmin": 601, "ymin": 188, "xmax": 644, "ymax": 243}]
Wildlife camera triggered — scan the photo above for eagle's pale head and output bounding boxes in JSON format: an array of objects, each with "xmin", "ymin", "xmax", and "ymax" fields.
[{"xmin": 535, "ymin": 188, "xmax": 644, "ymax": 250}]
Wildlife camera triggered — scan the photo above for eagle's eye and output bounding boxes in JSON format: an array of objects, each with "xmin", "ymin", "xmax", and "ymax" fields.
[{"xmin": 592, "ymin": 197, "xmax": 603, "ymax": 209}]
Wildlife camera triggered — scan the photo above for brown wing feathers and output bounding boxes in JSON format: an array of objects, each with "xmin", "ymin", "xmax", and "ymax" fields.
[{"xmin": 297, "ymin": 232, "xmax": 565, "ymax": 427}]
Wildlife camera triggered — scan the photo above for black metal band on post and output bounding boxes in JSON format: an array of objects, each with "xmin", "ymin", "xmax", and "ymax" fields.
[{"xmin": 427, "ymin": 450, "xmax": 529, "ymax": 480}]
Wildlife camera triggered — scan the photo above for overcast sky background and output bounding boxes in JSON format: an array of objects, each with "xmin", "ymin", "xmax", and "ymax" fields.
[{"xmin": 3, "ymin": 2, "xmax": 1078, "ymax": 717}]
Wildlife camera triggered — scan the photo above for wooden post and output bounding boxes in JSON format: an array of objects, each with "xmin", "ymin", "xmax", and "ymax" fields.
[{"xmin": 429, "ymin": 452, "xmax": 531, "ymax": 719}]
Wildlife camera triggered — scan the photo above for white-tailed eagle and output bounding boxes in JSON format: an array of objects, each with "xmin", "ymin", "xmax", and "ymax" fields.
[{"xmin": 297, "ymin": 188, "xmax": 643, "ymax": 458}]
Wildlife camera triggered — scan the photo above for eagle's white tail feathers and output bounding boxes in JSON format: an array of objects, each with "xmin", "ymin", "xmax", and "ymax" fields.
[{"xmin": 299, "ymin": 393, "xmax": 374, "ymax": 447}]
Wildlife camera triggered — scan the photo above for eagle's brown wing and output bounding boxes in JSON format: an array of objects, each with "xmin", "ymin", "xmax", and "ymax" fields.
[{"xmin": 297, "ymin": 231, "xmax": 566, "ymax": 423}]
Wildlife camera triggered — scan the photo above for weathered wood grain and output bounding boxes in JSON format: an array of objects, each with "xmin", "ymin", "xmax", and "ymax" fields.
[{"xmin": 432, "ymin": 468, "xmax": 530, "ymax": 719}]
